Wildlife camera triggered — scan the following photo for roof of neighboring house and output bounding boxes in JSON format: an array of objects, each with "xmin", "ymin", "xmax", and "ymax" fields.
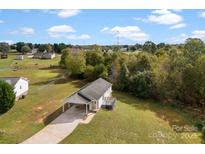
[
  {"xmin": 0, "ymin": 77, "xmax": 28, "ymax": 86},
  {"xmin": 65, "ymin": 78, "xmax": 112, "ymax": 104}
]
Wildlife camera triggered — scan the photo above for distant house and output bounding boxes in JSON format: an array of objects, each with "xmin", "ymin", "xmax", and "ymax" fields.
[
  {"xmin": 33, "ymin": 50, "xmax": 55, "ymax": 59},
  {"xmin": 27, "ymin": 48, "xmax": 38, "ymax": 58},
  {"xmin": 0, "ymin": 53, "xmax": 8, "ymax": 59},
  {"xmin": 0, "ymin": 77, "xmax": 29, "ymax": 100},
  {"xmin": 15, "ymin": 55, "xmax": 24, "ymax": 60},
  {"xmin": 120, "ymin": 47, "xmax": 128, "ymax": 52},
  {"xmin": 63, "ymin": 78, "xmax": 116, "ymax": 114},
  {"xmin": 41, "ymin": 52, "xmax": 56, "ymax": 59},
  {"xmin": 33, "ymin": 52, "xmax": 44, "ymax": 59}
]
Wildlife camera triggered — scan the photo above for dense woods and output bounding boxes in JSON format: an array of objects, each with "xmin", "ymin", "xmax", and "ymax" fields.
[{"xmin": 59, "ymin": 38, "xmax": 205, "ymax": 111}]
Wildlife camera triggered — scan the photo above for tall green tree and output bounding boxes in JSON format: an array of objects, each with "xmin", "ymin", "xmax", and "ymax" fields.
[
  {"xmin": 184, "ymin": 38, "xmax": 205, "ymax": 61},
  {"xmin": 16, "ymin": 42, "xmax": 25, "ymax": 52},
  {"xmin": 0, "ymin": 80, "xmax": 15, "ymax": 114},
  {"xmin": 143, "ymin": 41, "xmax": 157, "ymax": 54},
  {"xmin": 65, "ymin": 50, "xmax": 86, "ymax": 76},
  {"xmin": 21, "ymin": 45, "xmax": 31, "ymax": 54}
]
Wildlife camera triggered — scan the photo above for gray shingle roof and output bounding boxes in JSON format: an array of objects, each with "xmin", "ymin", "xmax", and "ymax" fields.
[
  {"xmin": 0, "ymin": 77, "xmax": 28, "ymax": 86},
  {"xmin": 0, "ymin": 77, "xmax": 20, "ymax": 86},
  {"xmin": 65, "ymin": 78, "xmax": 112, "ymax": 104},
  {"xmin": 79, "ymin": 78, "xmax": 112, "ymax": 100}
]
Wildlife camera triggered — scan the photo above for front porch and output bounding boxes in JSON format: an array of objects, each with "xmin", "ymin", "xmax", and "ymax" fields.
[{"xmin": 102, "ymin": 96, "xmax": 116, "ymax": 110}]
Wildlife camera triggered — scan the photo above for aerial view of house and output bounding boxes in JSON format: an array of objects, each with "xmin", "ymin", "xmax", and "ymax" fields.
[
  {"xmin": 63, "ymin": 78, "xmax": 115, "ymax": 114},
  {"xmin": 0, "ymin": 9, "xmax": 205, "ymax": 147}
]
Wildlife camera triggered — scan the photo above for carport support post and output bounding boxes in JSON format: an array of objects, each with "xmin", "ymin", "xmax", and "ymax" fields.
[
  {"xmin": 62, "ymin": 103, "xmax": 65, "ymax": 113},
  {"xmin": 86, "ymin": 104, "xmax": 88, "ymax": 115}
]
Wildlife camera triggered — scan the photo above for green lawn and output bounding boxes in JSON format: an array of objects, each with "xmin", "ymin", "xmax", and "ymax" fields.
[
  {"xmin": 0, "ymin": 53, "xmax": 203, "ymax": 144},
  {"xmin": 0, "ymin": 53, "xmax": 86, "ymax": 143},
  {"xmin": 61, "ymin": 92, "xmax": 202, "ymax": 144}
]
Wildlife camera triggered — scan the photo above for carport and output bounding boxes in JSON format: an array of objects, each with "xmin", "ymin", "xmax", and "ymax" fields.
[{"xmin": 62, "ymin": 92, "xmax": 92, "ymax": 115}]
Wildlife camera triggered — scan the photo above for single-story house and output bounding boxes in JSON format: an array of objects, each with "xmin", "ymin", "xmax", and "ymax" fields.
[
  {"xmin": 33, "ymin": 52, "xmax": 44, "ymax": 59},
  {"xmin": 33, "ymin": 51, "xmax": 55, "ymax": 59},
  {"xmin": 63, "ymin": 78, "xmax": 116, "ymax": 115},
  {"xmin": 0, "ymin": 53, "xmax": 8, "ymax": 59},
  {"xmin": 0, "ymin": 77, "xmax": 29, "ymax": 100},
  {"xmin": 15, "ymin": 55, "xmax": 24, "ymax": 60},
  {"xmin": 27, "ymin": 48, "xmax": 38, "ymax": 58},
  {"xmin": 41, "ymin": 52, "xmax": 56, "ymax": 59}
]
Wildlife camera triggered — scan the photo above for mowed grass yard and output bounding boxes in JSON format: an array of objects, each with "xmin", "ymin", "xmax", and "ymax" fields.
[
  {"xmin": 0, "ymin": 53, "xmax": 203, "ymax": 144},
  {"xmin": 61, "ymin": 92, "xmax": 202, "ymax": 144},
  {"xmin": 0, "ymin": 53, "xmax": 86, "ymax": 143}
]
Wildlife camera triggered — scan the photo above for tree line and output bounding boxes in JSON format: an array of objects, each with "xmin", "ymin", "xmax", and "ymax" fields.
[{"xmin": 59, "ymin": 38, "xmax": 205, "ymax": 111}]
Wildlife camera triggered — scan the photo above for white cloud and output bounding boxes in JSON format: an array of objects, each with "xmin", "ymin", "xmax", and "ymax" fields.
[
  {"xmin": 0, "ymin": 20, "xmax": 4, "ymax": 23},
  {"xmin": 57, "ymin": 9, "xmax": 81, "ymax": 18},
  {"xmin": 47, "ymin": 25, "xmax": 76, "ymax": 38},
  {"xmin": 0, "ymin": 40, "xmax": 14, "ymax": 45},
  {"xmin": 199, "ymin": 11, "xmax": 205, "ymax": 18},
  {"xmin": 192, "ymin": 30, "xmax": 205, "ymax": 39},
  {"xmin": 148, "ymin": 9, "xmax": 183, "ymax": 25},
  {"xmin": 42, "ymin": 9, "xmax": 81, "ymax": 18},
  {"xmin": 170, "ymin": 33, "xmax": 189, "ymax": 43},
  {"xmin": 100, "ymin": 27, "xmax": 109, "ymax": 32},
  {"xmin": 134, "ymin": 9, "xmax": 185, "ymax": 29},
  {"xmin": 151, "ymin": 9, "xmax": 171, "ymax": 15},
  {"xmin": 10, "ymin": 27, "xmax": 34, "ymax": 36},
  {"xmin": 169, "ymin": 23, "xmax": 187, "ymax": 29},
  {"xmin": 66, "ymin": 34, "xmax": 91, "ymax": 40},
  {"xmin": 101, "ymin": 26, "xmax": 149, "ymax": 42},
  {"xmin": 170, "ymin": 30, "xmax": 205, "ymax": 43},
  {"xmin": 47, "ymin": 25, "xmax": 90, "ymax": 40}
]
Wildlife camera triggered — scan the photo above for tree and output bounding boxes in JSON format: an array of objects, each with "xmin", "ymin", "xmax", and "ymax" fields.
[
  {"xmin": 21, "ymin": 45, "xmax": 31, "ymax": 54},
  {"xmin": 38, "ymin": 44, "xmax": 52, "ymax": 52},
  {"xmin": 84, "ymin": 65, "xmax": 95, "ymax": 81},
  {"xmin": 0, "ymin": 80, "xmax": 15, "ymax": 114},
  {"xmin": 86, "ymin": 50, "xmax": 104, "ymax": 66},
  {"xmin": 65, "ymin": 50, "xmax": 86, "ymax": 76},
  {"xmin": 184, "ymin": 38, "xmax": 205, "ymax": 61},
  {"xmin": 157, "ymin": 43, "xmax": 166, "ymax": 49},
  {"xmin": 93, "ymin": 64, "xmax": 108, "ymax": 79},
  {"xmin": 59, "ymin": 48, "xmax": 69, "ymax": 68},
  {"xmin": 16, "ymin": 42, "xmax": 25, "ymax": 52},
  {"xmin": 54, "ymin": 43, "xmax": 67, "ymax": 53},
  {"xmin": 143, "ymin": 41, "xmax": 157, "ymax": 54},
  {"xmin": 0, "ymin": 42, "xmax": 10, "ymax": 55},
  {"xmin": 114, "ymin": 63, "xmax": 130, "ymax": 91},
  {"xmin": 129, "ymin": 71, "xmax": 154, "ymax": 98}
]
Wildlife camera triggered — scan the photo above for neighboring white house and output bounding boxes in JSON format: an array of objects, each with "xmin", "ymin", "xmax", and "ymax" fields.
[
  {"xmin": 33, "ymin": 51, "xmax": 55, "ymax": 59},
  {"xmin": 15, "ymin": 55, "xmax": 24, "ymax": 60},
  {"xmin": 41, "ymin": 52, "xmax": 56, "ymax": 59},
  {"xmin": 63, "ymin": 78, "xmax": 115, "ymax": 115},
  {"xmin": 0, "ymin": 77, "xmax": 29, "ymax": 100}
]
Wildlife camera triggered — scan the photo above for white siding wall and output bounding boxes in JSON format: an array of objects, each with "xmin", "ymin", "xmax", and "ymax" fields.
[
  {"xmin": 14, "ymin": 79, "xmax": 29, "ymax": 98},
  {"xmin": 97, "ymin": 87, "xmax": 112, "ymax": 108}
]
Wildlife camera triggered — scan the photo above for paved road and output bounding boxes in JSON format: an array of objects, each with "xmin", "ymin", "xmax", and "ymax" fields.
[{"xmin": 22, "ymin": 106, "xmax": 85, "ymax": 144}]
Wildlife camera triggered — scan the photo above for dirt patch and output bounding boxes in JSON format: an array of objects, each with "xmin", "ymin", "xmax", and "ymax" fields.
[{"xmin": 16, "ymin": 120, "xmax": 22, "ymax": 124}]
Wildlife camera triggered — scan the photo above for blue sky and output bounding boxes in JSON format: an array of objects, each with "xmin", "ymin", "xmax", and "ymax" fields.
[{"xmin": 0, "ymin": 9, "xmax": 205, "ymax": 45}]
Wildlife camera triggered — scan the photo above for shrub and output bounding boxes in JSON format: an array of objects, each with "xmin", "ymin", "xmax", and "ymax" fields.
[
  {"xmin": 0, "ymin": 80, "xmax": 15, "ymax": 114},
  {"xmin": 129, "ymin": 71, "xmax": 154, "ymax": 98}
]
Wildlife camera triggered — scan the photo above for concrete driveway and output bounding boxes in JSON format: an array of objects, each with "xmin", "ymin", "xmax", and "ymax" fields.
[{"xmin": 22, "ymin": 106, "xmax": 85, "ymax": 144}]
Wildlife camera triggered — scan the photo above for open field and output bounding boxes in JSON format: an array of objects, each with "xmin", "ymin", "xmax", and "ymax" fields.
[
  {"xmin": 61, "ymin": 92, "xmax": 202, "ymax": 144},
  {"xmin": 0, "ymin": 53, "xmax": 203, "ymax": 144},
  {"xmin": 0, "ymin": 53, "xmax": 86, "ymax": 143}
]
